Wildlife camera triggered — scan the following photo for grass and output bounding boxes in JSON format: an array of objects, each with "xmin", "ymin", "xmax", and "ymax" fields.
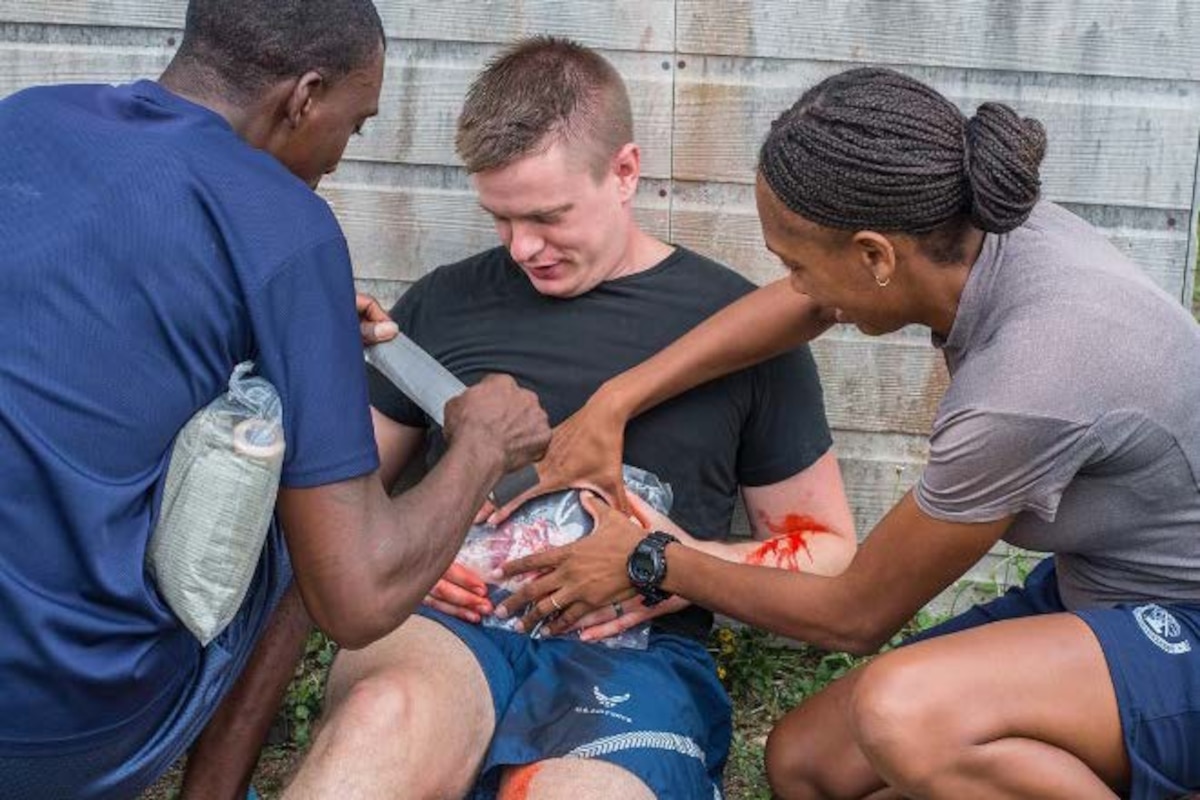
[{"xmin": 711, "ymin": 627, "xmax": 868, "ymax": 799}]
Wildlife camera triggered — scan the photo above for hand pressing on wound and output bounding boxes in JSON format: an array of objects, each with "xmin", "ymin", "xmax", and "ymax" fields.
[
  {"xmin": 423, "ymin": 562, "xmax": 493, "ymax": 624},
  {"xmin": 480, "ymin": 388, "xmax": 631, "ymax": 526},
  {"xmin": 493, "ymin": 491, "xmax": 647, "ymax": 636}
]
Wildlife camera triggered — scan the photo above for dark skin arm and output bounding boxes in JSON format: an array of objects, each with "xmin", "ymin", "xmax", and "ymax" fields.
[
  {"xmin": 485, "ymin": 278, "xmax": 834, "ymax": 523},
  {"xmin": 497, "ymin": 491, "xmax": 1011, "ymax": 655},
  {"xmin": 372, "ymin": 408, "xmax": 494, "ymax": 622},
  {"xmin": 279, "ymin": 373, "xmax": 549, "ymax": 649}
]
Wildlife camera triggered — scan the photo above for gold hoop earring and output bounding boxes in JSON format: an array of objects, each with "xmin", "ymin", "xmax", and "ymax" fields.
[{"xmin": 875, "ymin": 275, "xmax": 890, "ymax": 288}]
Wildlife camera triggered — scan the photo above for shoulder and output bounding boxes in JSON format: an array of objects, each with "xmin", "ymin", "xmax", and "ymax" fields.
[
  {"xmin": 1000, "ymin": 202, "xmax": 1153, "ymax": 293},
  {"xmin": 1, "ymin": 82, "xmax": 94, "ymax": 111},
  {"xmin": 398, "ymin": 247, "xmax": 511, "ymax": 304},
  {"xmin": 386, "ymin": 246, "xmax": 513, "ymax": 324},
  {"xmin": 195, "ymin": 145, "xmax": 344, "ymax": 252},
  {"xmin": 425, "ymin": 246, "xmax": 512, "ymax": 287},
  {"xmin": 668, "ymin": 247, "xmax": 757, "ymax": 298}
]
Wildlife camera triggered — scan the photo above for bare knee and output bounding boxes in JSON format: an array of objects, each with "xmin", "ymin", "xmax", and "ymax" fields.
[
  {"xmin": 294, "ymin": 671, "xmax": 477, "ymax": 799},
  {"xmin": 849, "ymin": 656, "xmax": 947, "ymax": 791},
  {"xmin": 323, "ymin": 672, "xmax": 422, "ymax": 742},
  {"xmin": 766, "ymin": 716, "xmax": 843, "ymax": 800},
  {"xmin": 500, "ymin": 759, "xmax": 654, "ymax": 800}
]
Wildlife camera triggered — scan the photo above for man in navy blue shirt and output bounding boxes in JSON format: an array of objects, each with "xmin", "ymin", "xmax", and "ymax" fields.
[{"xmin": 0, "ymin": 3, "xmax": 549, "ymax": 799}]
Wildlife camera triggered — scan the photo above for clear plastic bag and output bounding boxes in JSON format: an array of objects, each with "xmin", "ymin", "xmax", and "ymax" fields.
[
  {"xmin": 455, "ymin": 465, "xmax": 672, "ymax": 650},
  {"xmin": 147, "ymin": 362, "xmax": 285, "ymax": 645}
]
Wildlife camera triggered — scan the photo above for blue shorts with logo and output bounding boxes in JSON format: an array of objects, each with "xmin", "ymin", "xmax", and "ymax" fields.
[
  {"xmin": 0, "ymin": 526, "xmax": 292, "ymax": 800},
  {"xmin": 908, "ymin": 559, "xmax": 1200, "ymax": 800},
  {"xmin": 418, "ymin": 607, "xmax": 731, "ymax": 800}
]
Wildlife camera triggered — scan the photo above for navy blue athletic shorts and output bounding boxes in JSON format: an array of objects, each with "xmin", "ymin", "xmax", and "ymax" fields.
[
  {"xmin": 909, "ymin": 559, "xmax": 1200, "ymax": 800},
  {"xmin": 419, "ymin": 607, "xmax": 731, "ymax": 800},
  {"xmin": 0, "ymin": 527, "xmax": 292, "ymax": 800}
]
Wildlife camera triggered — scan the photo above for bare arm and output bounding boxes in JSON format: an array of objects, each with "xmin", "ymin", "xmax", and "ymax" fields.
[
  {"xmin": 499, "ymin": 491, "xmax": 1010, "ymax": 656},
  {"xmin": 372, "ymin": 408, "xmax": 426, "ymax": 491},
  {"xmin": 490, "ymin": 278, "xmax": 834, "ymax": 520},
  {"xmin": 570, "ymin": 454, "xmax": 855, "ymax": 642},
  {"xmin": 648, "ymin": 450, "xmax": 855, "ymax": 572},
  {"xmin": 278, "ymin": 374, "xmax": 548, "ymax": 650},
  {"xmin": 654, "ymin": 493, "xmax": 1007, "ymax": 653},
  {"xmin": 736, "ymin": 449, "xmax": 856, "ymax": 573}
]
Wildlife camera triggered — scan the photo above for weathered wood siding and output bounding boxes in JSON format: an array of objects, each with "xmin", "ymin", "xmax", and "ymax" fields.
[{"xmin": 4, "ymin": 2, "xmax": 1199, "ymax": 585}]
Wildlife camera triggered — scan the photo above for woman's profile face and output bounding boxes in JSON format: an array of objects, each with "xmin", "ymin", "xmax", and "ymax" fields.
[{"xmin": 755, "ymin": 174, "xmax": 906, "ymax": 336}]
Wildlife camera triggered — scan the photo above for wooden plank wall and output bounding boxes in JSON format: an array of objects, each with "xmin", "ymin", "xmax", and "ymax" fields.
[{"xmin": 4, "ymin": 2, "xmax": 1199, "ymax": 587}]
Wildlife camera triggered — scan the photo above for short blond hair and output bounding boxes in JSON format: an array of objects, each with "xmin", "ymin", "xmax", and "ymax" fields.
[{"xmin": 455, "ymin": 36, "xmax": 634, "ymax": 179}]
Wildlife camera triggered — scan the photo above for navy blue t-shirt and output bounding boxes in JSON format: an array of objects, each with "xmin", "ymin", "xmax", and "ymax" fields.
[{"xmin": 0, "ymin": 81, "xmax": 379, "ymax": 749}]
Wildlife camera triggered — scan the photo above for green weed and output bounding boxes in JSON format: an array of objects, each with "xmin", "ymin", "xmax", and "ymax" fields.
[{"xmin": 281, "ymin": 631, "xmax": 337, "ymax": 748}]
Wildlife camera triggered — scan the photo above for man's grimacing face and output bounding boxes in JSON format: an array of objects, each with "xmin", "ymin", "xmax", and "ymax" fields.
[{"xmin": 472, "ymin": 139, "xmax": 635, "ymax": 299}]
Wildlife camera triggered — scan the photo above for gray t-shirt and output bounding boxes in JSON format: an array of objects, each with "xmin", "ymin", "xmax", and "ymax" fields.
[{"xmin": 914, "ymin": 202, "xmax": 1200, "ymax": 609}]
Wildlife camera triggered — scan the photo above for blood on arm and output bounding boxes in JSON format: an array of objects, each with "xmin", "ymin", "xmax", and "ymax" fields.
[{"xmin": 743, "ymin": 513, "xmax": 830, "ymax": 571}]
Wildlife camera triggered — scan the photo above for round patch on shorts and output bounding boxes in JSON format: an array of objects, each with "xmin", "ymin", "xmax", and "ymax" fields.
[{"xmin": 1132, "ymin": 604, "xmax": 1194, "ymax": 655}]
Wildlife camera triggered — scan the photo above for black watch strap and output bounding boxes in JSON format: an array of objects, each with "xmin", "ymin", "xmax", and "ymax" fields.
[{"xmin": 628, "ymin": 531, "xmax": 679, "ymax": 607}]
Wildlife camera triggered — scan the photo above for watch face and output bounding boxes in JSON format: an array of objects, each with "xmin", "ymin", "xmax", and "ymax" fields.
[{"xmin": 629, "ymin": 548, "xmax": 657, "ymax": 584}]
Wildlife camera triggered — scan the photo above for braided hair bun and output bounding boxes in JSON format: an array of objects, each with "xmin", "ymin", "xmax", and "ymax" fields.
[
  {"xmin": 759, "ymin": 67, "xmax": 1046, "ymax": 236},
  {"xmin": 963, "ymin": 102, "xmax": 1046, "ymax": 233}
]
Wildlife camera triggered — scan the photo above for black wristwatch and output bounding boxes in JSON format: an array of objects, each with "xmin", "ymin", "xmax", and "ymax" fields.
[{"xmin": 627, "ymin": 531, "xmax": 679, "ymax": 607}]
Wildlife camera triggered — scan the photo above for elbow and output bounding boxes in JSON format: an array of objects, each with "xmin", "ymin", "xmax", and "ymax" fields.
[
  {"xmin": 819, "ymin": 624, "xmax": 889, "ymax": 658},
  {"xmin": 308, "ymin": 603, "xmax": 379, "ymax": 651},
  {"xmin": 322, "ymin": 616, "xmax": 387, "ymax": 651},
  {"xmin": 835, "ymin": 629, "xmax": 891, "ymax": 658},
  {"xmin": 816, "ymin": 532, "xmax": 857, "ymax": 578},
  {"xmin": 300, "ymin": 581, "xmax": 406, "ymax": 651},
  {"xmin": 790, "ymin": 586, "xmax": 891, "ymax": 657}
]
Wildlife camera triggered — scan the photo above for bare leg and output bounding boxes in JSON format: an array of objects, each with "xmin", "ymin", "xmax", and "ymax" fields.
[
  {"xmin": 768, "ymin": 614, "xmax": 1130, "ymax": 799},
  {"xmin": 283, "ymin": 615, "xmax": 494, "ymax": 800},
  {"xmin": 767, "ymin": 668, "xmax": 888, "ymax": 800},
  {"xmin": 498, "ymin": 759, "xmax": 654, "ymax": 800},
  {"xmin": 181, "ymin": 584, "xmax": 311, "ymax": 800}
]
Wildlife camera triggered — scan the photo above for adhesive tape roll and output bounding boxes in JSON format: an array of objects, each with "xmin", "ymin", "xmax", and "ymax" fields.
[{"xmin": 232, "ymin": 418, "xmax": 285, "ymax": 460}]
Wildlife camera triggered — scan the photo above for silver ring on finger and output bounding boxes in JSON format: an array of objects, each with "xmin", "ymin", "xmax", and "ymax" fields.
[
  {"xmin": 550, "ymin": 595, "xmax": 564, "ymax": 612},
  {"xmin": 612, "ymin": 600, "xmax": 624, "ymax": 618}
]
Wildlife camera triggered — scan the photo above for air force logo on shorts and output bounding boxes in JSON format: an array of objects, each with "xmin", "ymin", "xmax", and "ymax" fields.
[
  {"xmin": 593, "ymin": 686, "xmax": 630, "ymax": 709},
  {"xmin": 1133, "ymin": 604, "xmax": 1193, "ymax": 655}
]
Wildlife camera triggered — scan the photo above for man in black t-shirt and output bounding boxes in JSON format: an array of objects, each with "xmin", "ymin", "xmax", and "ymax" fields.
[{"xmin": 285, "ymin": 37, "xmax": 855, "ymax": 800}]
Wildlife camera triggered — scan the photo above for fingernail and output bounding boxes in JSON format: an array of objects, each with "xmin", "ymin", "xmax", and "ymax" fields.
[
  {"xmin": 374, "ymin": 321, "xmax": 399, "ymax": 338},
  {"xmin": 488, "ymin": 569, "xmax": 503, "ymax": 581},
  {"xmin": 467, "ymin": 613, "xmax": 480, "ymax": 623},
  {"xmin": 486, "ymin": 513, "xmax": 500, "ymax": 526},
  {"xmin": 494, "ymin": 606, "xmax": 509, "ymax": 620}
]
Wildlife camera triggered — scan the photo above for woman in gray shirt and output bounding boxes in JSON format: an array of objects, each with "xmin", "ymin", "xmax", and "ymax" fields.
[{"xmin": 492, "ymin": 67, "xmax": 1200, "ymax": 800}]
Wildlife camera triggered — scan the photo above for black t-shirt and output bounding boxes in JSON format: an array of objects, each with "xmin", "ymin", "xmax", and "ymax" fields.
[{"xmin": 368, "ymin": 245, "xmax": 832, "ymax": 639}]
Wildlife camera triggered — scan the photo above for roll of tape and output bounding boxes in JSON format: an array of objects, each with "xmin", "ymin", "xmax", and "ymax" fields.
[{"xmin": 232, "ymin": 418, "xmax": 285, "ymax": 461}]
